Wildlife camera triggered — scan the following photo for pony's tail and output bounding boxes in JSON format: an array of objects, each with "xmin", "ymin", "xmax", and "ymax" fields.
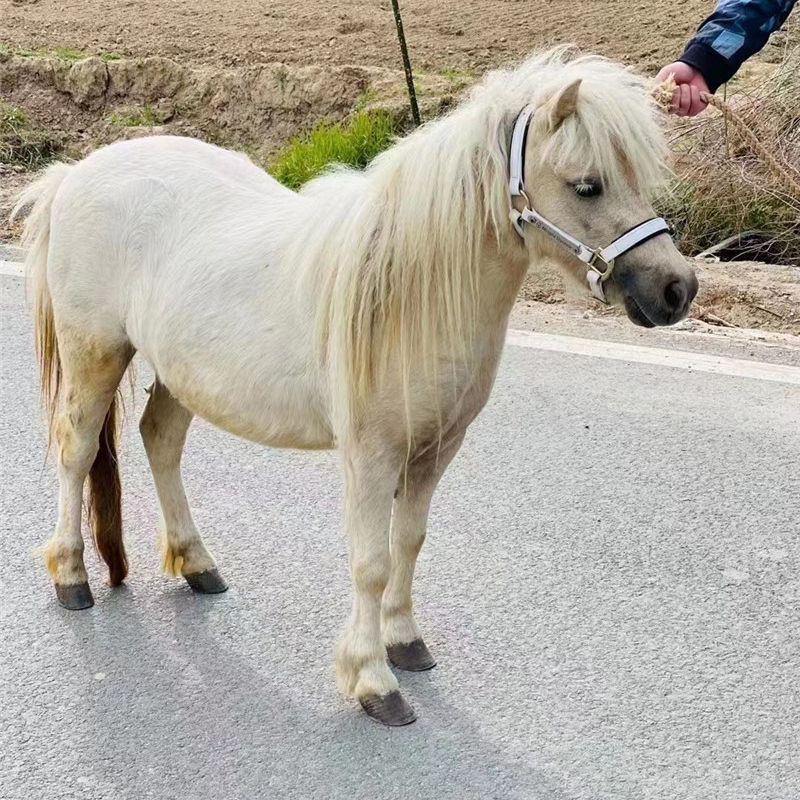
[
  {"xmin": 11, "ymin": 161, "xmax": 72, "ymax": 441},
  {"xmin": 12, "ymin": 162, "xmax": 128, "ymax": 585},
  {"xmin": 11, "ymin": 164, "xmax": 128, "ymax": 586},
  {"xmin": 89, "ymin": 398, "xmax": 127, "ymax": 585}
]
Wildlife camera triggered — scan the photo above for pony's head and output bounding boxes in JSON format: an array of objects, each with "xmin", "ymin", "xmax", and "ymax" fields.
[
  {"xmin": 303, "ymin": 48, "xmax": 700, "ymax": 443},
  {"xmin": 486, "ymin": 49, "xmax": 697, "ymax": 326}
]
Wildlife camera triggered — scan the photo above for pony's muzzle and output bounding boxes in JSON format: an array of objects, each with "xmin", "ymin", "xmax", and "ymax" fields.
[
  {"xmin": 663, "ymin": 276, "xmax": 696, "ymax": 319},
  {"xmin": 615, "ymin": 261, "xmax": 698, "ymax": 328}
]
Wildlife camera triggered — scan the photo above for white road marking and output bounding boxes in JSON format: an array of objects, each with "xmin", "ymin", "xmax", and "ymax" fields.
[
  {"xmin": 0, "ymin": 260, "xmax": 25, "ymax": 277},
  {"xmin": 507, "ymin": 329, "xmax": 800, "ymax": 386},
  {"xmin": 2, "ymin": 259, "xmax": 798, "ymax": 386}
]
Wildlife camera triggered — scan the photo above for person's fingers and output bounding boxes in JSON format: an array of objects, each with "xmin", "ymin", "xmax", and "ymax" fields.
[
  {"xmin": 657, "ymin": 61, "xmax": 710, "ymax": 115},
  {"xmin": 687, "ymin": 86, "xmax": 707, "ymax": 116},
  {"xmin": 670, "ymin": 86, "xmax": 680, "ymax": 114},
  {"xmin": 671, "ymin": 84, "xmax": 685, "ymax": 115},
  {"xmin": 674, "ymin": 84, "xmax": 691, "ymax": 116}
]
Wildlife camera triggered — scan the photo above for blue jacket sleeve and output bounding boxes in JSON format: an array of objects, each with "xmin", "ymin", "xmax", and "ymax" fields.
[{"xmin": 679, "ymin": 0, "xmax": 796, "ymax": 91}]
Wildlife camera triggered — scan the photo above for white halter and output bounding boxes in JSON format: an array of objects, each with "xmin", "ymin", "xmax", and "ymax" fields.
[{"xmin": 508, "ymin": 106, "xmax": 671, "ymax": 303}]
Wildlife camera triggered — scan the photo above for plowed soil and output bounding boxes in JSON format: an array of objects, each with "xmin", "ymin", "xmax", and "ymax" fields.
[{"xmin": 3, "ymin": 0, "xmax": 719, "ymax": 75}]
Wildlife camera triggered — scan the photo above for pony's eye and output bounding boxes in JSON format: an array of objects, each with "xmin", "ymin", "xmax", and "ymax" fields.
[{"xmin": 573, "ymin": 181, "xmax": 602, "ymax": 198}]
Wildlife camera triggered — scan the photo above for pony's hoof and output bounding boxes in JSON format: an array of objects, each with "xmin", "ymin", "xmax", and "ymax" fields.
[
  {"xmin": 184, "ymin": 568, "xmax": 228, "ymax": 594},
  {"xmin": 55, "ymin": 582, "xmax": 94, "ymax": 610},
  {"xmin": 360, "ymin": 690, "xmax": 417, "ymax": 726},
  {"xmin": 387, "ymin": 639, "xmax": 436, "ymax": 671}
]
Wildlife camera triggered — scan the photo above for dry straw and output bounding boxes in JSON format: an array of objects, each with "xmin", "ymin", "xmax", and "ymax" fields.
[{"xmin": 654, "ymin": 53, "xmax": 800, "ymax": 264}]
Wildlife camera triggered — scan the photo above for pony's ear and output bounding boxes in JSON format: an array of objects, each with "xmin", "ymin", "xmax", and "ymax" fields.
[{"xmin": 547, "ymin": 79, "xmax": 582, "ymax": 130}]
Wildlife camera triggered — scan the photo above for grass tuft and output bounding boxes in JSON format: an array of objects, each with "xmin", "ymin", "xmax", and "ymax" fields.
[
  {"xmin": 0, "ymin": 101, "xmax": 60, "ymax": 168},
  {"xmin": 108, "ymin": 103, "xmax": 162, "ymax": 127},
  {"xmin": 269, "ymin": 109, "xmax": 398, "ymax": 190},
  {"xmin": 438, "ymin": 67, "xmax": 474, "ymax": 91},
  {"xmin": 0, "ymin": 43, "xmax": 123, "ymax": 61}
]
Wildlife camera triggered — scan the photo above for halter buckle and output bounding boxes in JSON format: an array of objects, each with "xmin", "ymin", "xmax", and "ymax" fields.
[{"xmin": 587, "ymin": 250, "xmax": 613, "ymax": 281}]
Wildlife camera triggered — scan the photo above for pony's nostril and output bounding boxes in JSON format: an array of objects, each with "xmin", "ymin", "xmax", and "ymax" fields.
[{"xmin": 663, "ymin": 280, "xmax": 686, "ymax": 311}]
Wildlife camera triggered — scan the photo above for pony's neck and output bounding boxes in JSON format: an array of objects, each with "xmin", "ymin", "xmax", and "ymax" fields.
[{"xmin": 474, "ymin": 230, "xmax": 531, "ymax": 331}]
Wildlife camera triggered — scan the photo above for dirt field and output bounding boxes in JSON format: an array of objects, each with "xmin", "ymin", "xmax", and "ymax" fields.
[
  {"xmin": 3, "ymin": 0, "xmax": 799, "ymax": 336},
  {"xmin": 2, "ymin": 0, "xmax": 730, "ymax": 75}
]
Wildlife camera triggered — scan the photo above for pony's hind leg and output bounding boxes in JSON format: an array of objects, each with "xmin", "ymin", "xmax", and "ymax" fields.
[
  {"xmin": 44, "ymin": 331, "xmax": 132, "ymax": 609},
  {"xmin": 382, "ymin": 434, "xmax": 465, "ymax": 671},
  {"xmin": 335, "ymin": 448, "xmax": 415, "ymax": 726},
  {"xmin": 139, "ymin": 380, "xmax": 227, "ymax": 593}
]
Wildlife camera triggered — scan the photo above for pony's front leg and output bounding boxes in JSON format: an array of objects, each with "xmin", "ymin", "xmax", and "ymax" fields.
[
  {"xmin": 336, "ymin": 450, "xmax": 415, "ymax": 726},
  {"xmin": 382, "ymin": 434, "xmax": 465, "ymax": 671}
]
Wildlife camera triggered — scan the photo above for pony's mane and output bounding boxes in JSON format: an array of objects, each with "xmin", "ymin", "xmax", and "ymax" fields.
[{"xmin": 293, "ymin": 46, "xmax": 668, "ymax": 445}]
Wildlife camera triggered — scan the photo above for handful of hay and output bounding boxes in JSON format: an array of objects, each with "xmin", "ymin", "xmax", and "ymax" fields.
[{"xmin": 654, "ymin": 51, "xmax": 800, "ymax": 265}]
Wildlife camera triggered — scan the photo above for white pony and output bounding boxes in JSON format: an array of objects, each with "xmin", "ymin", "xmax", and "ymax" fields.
[{"xmin": 14, "ymin": 47, "xmax": 697, "ymax": 726}]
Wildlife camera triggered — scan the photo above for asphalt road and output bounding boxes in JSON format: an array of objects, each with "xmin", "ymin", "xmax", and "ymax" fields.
[{"xmin": 1, "ymin": 271, "xmax": 799, "ymax": 800}]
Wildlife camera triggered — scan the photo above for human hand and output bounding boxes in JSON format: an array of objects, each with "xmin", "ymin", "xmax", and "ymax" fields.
[{"xmin": 656, "ymin": 62, "xmax": 710, "ymax": 116}]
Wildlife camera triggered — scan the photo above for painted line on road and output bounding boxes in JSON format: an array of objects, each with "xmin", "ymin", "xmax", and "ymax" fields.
[
  {"xmin": 2, "ymin": 259, "xmax": 797, "ymax": 386},
  {"xmin": 0, "ymin": 260, "xmax": 25, "ymax": 277},
  {"xmin": 507, "ymin": 329, "xmax": 800, "ymax": 386}
]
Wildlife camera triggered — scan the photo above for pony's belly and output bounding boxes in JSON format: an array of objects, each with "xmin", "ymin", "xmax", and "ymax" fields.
[
  {"xmin": 187, "ymin": 392, "xmax": 334, "ymax": 449},
  {"xmin": 163, "ymin": 374, "xmax": 335, "ymax": 451}
]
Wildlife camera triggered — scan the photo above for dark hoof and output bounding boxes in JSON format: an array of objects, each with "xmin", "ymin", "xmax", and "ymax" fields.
[
  {"xmin": 387, "ymin": 638, "xmax": 436, "ymax": 671},
  {"xmin": 55, "ymin": 582, "xmax": 94, "ymax": 610},
  {"xmin": 360, "ymin": 690, "xmax": 417, "ymax": 726},
  {"xmin": 184, "ymin": 568, "xmax": 228, "ymax": 594}
]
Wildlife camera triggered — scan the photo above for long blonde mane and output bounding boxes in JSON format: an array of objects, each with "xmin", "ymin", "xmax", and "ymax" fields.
[{"xmin": 293, "ymin": 46, "xmax": 668, "ymax": 444}]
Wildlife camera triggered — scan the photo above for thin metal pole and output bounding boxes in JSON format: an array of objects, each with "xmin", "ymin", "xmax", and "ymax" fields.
[{"xmin": 390, "ymin": 0, "xmax": 421, "ymax": 126}]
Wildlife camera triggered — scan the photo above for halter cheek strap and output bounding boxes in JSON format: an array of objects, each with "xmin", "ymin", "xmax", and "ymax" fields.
[{"xmin": 508, "ymin": 106, "xmax": 671, "ymax": 304}]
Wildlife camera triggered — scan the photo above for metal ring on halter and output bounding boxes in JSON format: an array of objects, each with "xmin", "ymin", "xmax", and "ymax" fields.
[{"xmin": 587, "ymin": 250, "xmax": 614, "ymax": 280}]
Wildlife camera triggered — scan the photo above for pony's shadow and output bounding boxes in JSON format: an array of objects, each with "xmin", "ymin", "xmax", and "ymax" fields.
[{"xmin": 59, "ymin": 585, "xmax": 571, "ymax": 800}]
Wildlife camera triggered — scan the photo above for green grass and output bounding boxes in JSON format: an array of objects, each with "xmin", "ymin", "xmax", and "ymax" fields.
[
  {"xmin": 0, "ymin": 43, "xmax": 38, "ymax": 58},
  {"xmin": 0, "ymin": 43, "xmax": 122, "ymax": 61},
  {"xmin": 108, "ymin": 103, "xmax": 162, "ymax": 127},
  {"xmin": 50, "ymin": 47, "xmax": 87, "ymax": 61},
  {"xmin": 439, "ymin": 67, "xmax": 474, "ymax": 91},
  {"xmin": 269, "ymin": 109, "xmax": 398, "ymax": 190},
  {"xmin": 0, "ymin": 101, "xmax": 60, "ymax": 168},
  {"xmin": 1, "ymin": 103, "xmax": 27, "ymax": 127},
  {"xmin": 352, "ymin": 90, "xmax": 378, "ymax": 113}
]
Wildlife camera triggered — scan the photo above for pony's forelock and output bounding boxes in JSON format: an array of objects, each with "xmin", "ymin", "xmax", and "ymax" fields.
[
  {"xmin": 475, "ymin": 45, "xmax": 669, "ymax": 195},
  {"xmin": 539, "ymin": 66, "xmax": 669, "ymax": 195}
]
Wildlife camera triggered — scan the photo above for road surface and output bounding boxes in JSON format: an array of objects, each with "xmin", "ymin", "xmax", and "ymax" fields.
[{"xmin": 1, "ymin": 269, "xmax": 799, "ymax": 800}]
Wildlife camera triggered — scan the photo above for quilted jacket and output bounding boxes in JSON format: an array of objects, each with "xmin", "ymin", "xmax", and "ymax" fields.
[{"xmin": 679, "ymin": 0, "xmax": 796, "ymax": 91}]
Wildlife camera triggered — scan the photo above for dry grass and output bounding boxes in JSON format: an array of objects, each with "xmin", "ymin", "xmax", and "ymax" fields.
[{"xmin": 657, "ymin": 49, "xmax": 800, "ymax": 265}]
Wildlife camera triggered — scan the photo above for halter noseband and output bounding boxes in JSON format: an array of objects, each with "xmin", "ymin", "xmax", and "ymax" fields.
[{"xmin": 508, "ymin": 106, "xmax": 671, "ymax": 304}]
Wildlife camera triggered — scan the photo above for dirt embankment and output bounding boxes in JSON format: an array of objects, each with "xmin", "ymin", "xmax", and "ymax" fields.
[{"xmin": 0, "ymin": 53, "xmax": 453, "ymax": 160}]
